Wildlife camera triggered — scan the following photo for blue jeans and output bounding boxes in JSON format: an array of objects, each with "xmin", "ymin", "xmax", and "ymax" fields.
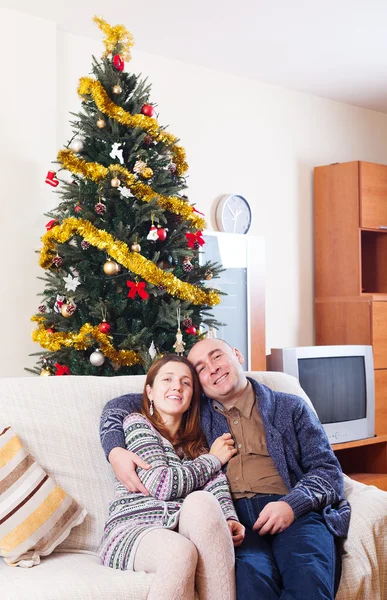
[{"xmin": 234, "ymin": 494, "xmax": 341, "ymax": 600}]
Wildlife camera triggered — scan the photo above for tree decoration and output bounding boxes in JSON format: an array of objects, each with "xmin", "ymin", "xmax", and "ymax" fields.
[
  {"xmin": 149, "ymin": 340, "xmax": 157, "ymax": 359},
  {"xmin": 54, "ymin": 295, "xmax": 65, "ymax": 313},
  {"xmin": 173, "ymin": 309, "xmax": 185, "ymax": 355},
  {"xmin": 141, "ymin": 104, "xmax": 154, "ymax": 117},
  {"xmin": 90, "ymin": 349, "xmax": 105, "ymax": 366},
  {"xmin": 111, "ymin": 176, "xmax": 120, "ymax": 187},
  {"xmin": 45, "ymin": 219, "xmax": 58, "ymax": 230},
  {"xmin": 93, "ymin": 16, "xmax": 134, "ymax": 61},
  {"xmin": 63, "ymin": 273, "xmax": 81, "ymax": 292},
  {"xmin": 169, "ymin": 163, "xmax": 177, "ymax": 174},
  {"xmin": 118, "ymin": 185, "xmax": 132, "ymax": 198},
  {"xmin": 183, "ymin": 258, "xmax": 193, "ymax": 272},
  {"xmin": 110, "ymin": 142, "xmax": 124, "ymax": 164},
  {"xmin": 69, "ymin": 138, "xmax": 84, "ymax": 153},
  {"xmin": 45, "ymin": 170, "xmax": 59, "ymax": 187},
  {"xmin": 185, "ymin": 325, "xmax": 197, "ymax": 335},
  {"xmin": 103, "ymin": 260, "xmax": 120, "ymax": 275},
  {"xmin": 95, "ymin": 201, "xmax": 106, "ymax": 214},
  {"xmin": 74, "ymin": 204, "xmax": 82, "ymax": 213},
  {"xmin": 99, "ymin": 321, "xmax": 111, "ymax": 334},
  {"xmin": 147, "ymin": 224, "xmax": 158, "ymax": 241},
  {"xmin": 38, "ymin": 304, "xmax": 47, "ymax": 313},
  {"xmin": 113, "ymin": 54, "xmax": 124, "ymax": 71},
  {"xmin": 131, "ymin": 242, "xmax": 141, "ymax": 253},
  {"xmin": 96, "ymin": 118, "xmax": 106, "ymax": 128},
  {"xmin": 52, "ymin": 254, "xmax": 63, "ymax": 268},
  {"xmin": 112, "ymin": 84, "xmax": 122, "ymax": 95},
  {"xmin": 182, "ymin": 317, "xmax": 192, "ymax": 328},
  {"xmin": 157, "ymin": 227, "xmax": 167, "ymax": 241},
  {"xmin": 81, "ymin": 240, "xmax": 90, "ymax": 250},
  {"xmin": 55, "ymin": 363, "xmax": 70, "ymax": 376},
  {"xmin": 186, "ymin": 231, "xmax": 205, "ymax": 249},
  {"xmin": 133, "ymin": 160, "xmax": 147, "ymax": 174},
  {"xmin": 40, "ymin": 368, "xmax": 51, "ymax": 376},
  {"xmin": 126, "ymin": 280, "xmax": 149, "ymax": 300},
  {"xmin": 61, "ymin": 303, "xmax": 76, "ymax": 318},
  {"xmin": 46, "ymin": 328, "xmax": 55, "ymax": 334}
]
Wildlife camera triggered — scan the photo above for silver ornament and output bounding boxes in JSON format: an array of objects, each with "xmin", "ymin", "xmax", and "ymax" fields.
[
  {"xmin": 70, "ymin": 139, "xmax": 84, "ymax": 153},
  {"xmin": 89, "ymin": 350, "xmax": 105, "ymax": 366}
]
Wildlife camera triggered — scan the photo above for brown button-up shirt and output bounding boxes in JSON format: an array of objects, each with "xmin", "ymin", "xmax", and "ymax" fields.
[{"xmin": 213, "ymin": 385, "xmax": 289, "ymax": 500}]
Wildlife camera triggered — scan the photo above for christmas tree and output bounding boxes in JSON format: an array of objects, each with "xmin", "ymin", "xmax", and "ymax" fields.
[{"xmin": 29, "ymin": 16, "xmax": 223, "ymax": 377}]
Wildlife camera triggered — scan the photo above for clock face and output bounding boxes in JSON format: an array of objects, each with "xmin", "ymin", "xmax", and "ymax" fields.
[{"xmin": 216, "ymin": 195, "xmax": 252, "ymax": 234}]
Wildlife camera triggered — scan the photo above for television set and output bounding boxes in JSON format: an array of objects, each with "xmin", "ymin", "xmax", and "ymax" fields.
[{"xmin": 268, "ymin": 345, "xmax": 375, "ymax": 445}]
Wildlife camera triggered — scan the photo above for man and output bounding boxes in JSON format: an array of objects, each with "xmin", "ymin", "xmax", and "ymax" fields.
[{"xmin": 100, "ymin": 339, "xmax": 350, "ymax": 599}]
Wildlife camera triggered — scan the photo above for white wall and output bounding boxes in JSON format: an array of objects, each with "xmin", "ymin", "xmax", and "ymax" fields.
[{"xmin": 3, "ymin": 8, "xmax": 387, "ymax": 376}]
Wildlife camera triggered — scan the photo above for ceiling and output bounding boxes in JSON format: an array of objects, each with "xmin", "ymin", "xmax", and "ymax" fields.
[{"xmin": 3, "ymin": 0, "xmax": 387, "ymax": 113}]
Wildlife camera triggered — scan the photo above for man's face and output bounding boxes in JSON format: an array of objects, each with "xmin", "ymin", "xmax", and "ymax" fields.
[{"xmin": 188, "ymin": 339, "xmax": 246, "ymax": 404}]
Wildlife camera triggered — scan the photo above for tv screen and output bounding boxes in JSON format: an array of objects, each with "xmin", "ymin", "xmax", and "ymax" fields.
[{"xmin": 298, "ymin": 356, "xmax": 366, "ymax": 424}]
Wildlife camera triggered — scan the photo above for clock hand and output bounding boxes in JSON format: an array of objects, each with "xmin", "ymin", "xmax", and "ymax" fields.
[
  {"xmin": 233, "ymin": 213, "xmax": 238, "ymax": 233},
  {"xmin": 227, "ymin": 204, "xmax": 236, "ymax": 218}
]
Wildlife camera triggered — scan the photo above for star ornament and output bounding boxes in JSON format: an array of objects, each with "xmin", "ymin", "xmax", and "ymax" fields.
[
  {"xmin": 63, "ymin": 274, "xmax": 81, "ymax": 292},
  {"xmin": 118, "ymin": 186, "xmax": 132, "ymax": 198}
]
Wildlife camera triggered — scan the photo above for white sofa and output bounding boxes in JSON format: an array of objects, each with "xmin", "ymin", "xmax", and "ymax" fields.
[{"xmin": 0, "ymin": 371, "xmax": 386, "ymax": 600}]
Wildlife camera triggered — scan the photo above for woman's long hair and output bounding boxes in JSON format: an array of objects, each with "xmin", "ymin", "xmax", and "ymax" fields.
[{"xmin": 142, "ymin": 354, "xmax": 207, "ymax": 459}]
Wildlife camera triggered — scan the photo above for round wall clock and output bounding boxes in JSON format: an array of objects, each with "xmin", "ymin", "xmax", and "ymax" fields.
[{"xmin": 215, "ymin": 194, "xmax": 252, "ymax": 234}]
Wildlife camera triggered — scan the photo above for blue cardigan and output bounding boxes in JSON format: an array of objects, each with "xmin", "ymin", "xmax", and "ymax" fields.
[{"xmin": 100, "ymin": 377, "xmax": 350, "ymax": 537}]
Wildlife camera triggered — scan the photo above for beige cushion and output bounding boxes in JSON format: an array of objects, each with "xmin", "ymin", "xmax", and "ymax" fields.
[{"xmin": 0, "ymin": 427, "xmax": 86, "ymax": 567}]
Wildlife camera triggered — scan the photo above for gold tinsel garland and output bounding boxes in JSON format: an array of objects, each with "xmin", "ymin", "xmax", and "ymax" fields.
[
  {"xmin": 93, "ymin": 16, "xmax": 134, "ymax": 61},
  {"xmin": 78, "ymin": 77, "xmax": 188, "ymax": 177},
  {"xmin": 58, "ymin": 150, "xmax": 205, "ymax": 230},
  {"xmin": 40, "ymin": 217, "xmax": 221, "ymax": 307},
  {"xmin": 32, "ymin": 320, "xmax": 141, "ymax": 366}
]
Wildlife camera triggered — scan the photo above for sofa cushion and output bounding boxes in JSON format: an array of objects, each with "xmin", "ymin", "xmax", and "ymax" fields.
[{"xmin": 0, "ymin": 427, "xmax": 87, "ymax": 567}]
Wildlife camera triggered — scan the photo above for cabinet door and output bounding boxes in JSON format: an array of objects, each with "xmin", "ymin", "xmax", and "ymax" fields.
[
  {"xmin": 372, "ymin": 302, "xmax": 387, "ymax": 369},
  {"xmin": 360, "ymin": 162, "xmax": 387, "ymax": 230},
  {"xmin": 375, "ymin": 370, "xmax": 387, "ymax": 436}
]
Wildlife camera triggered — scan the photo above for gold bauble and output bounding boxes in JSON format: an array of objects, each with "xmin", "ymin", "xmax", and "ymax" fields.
[
  {"xmin": 111, "ymin": 177, "xmax": 121, "ymax": 188},
  {"xmin": 61, "ymin": 304, "xmax": 73, "ymax": 318},
  {"xmin": 103, "ymin": 260, "xmax": 120, "ymax": 275},
  {"xmin": 112, "ymin": 84, "xmax": 122, "ymax": 94},
  {"xmin": 131, "ymin": 242, "xmax": 141, "ymax": 253},
  {"xmin": 96, "ymin": 118, "xmax": 106, "ymax": 128},
  {"xmin": 40, "ymin": 368, "xmax": 51, "ymax": 377},
  {"xmin": 205, "ymin": 272, "xmax": 213, "ymax": 280}
]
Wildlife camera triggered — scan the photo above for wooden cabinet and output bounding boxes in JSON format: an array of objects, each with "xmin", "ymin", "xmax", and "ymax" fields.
[
  {"xmin": 315, "ymin": 161, "xmax": 387, "ymax": 488},
  {"xmin": 332, "ymin": 435, "xmax": 387, "ymax": 491}
]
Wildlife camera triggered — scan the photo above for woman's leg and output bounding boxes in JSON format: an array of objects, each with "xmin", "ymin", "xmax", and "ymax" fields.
[
  {"xmin": 178, "ymin": 491, "xmax": 236, "ymax": 600},
  {"xmin": 134, "ymin": 528, "xmax": 198, "ymax": 600}
]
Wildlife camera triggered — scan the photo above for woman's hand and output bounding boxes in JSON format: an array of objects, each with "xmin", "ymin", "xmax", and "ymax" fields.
[
  {"xmin": 227, "ymin": 519, "xmax": 245, "ymax": 547},
  {"xmin": 108, "ymin": 447, "xmax": 150, "ymax": 494},
  {"xmin": 209, "ymin": 433, "xmax": 237, "ymax": 466}
]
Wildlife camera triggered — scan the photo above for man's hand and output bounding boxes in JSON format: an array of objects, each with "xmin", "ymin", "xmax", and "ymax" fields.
[
  {"xmin": 108, "ymin": 447, "xmax": 150, "ymax": 495},
  {"xmin": 253, "ymin": 501, "xmax": 295, "ymax": 535},
  {"xmin": 227, "ymin": 519, "xmax": 245, "ymax": 547}
]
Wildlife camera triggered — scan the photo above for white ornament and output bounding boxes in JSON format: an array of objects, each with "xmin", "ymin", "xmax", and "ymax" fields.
[
  {"xmin": 90, "ymin": 350, "xmax": 105, "ymax": 366},
  {"xmin": 63, "ymin": 274, "xmax": 81, "ymax": 292},
  {"xmin": 147, "ymin": 225, "xmax": 159, "ymax": 241},
  {"xmin": 54, "ymin": 294, "xmax": 66, "ymax": 313},
  {"xmin": 118, "ymin": 186, "xmax": 132, "ymax": 198},
  {"xmin": 110, "ymin": 142, "xmax": 124, "ymax": 164},
  {"xmin": 149, "ymin": 341, "xmax": 157, "ymax": 360},
  {"xmin": 70, "ymin": 138, "xmax": 84, "ymax": 153}
]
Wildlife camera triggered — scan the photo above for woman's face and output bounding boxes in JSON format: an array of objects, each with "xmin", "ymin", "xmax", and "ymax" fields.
[{"xmin": 146, "ymin": 361, "xmax": 193, "ymax": 422}]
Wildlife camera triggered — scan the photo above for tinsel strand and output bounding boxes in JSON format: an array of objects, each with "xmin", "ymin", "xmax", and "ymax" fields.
[
  {"xmin": 78, "ymin": 78, "xmax": 188, "ymax": 177},
  {"xmin": 39, "ymin": 218, "xmax": 221, "ymax": 306},
  {"xmin": 32, "ymin": 321, "xmax": 141, "ymax": 366},
  {"xmin": 93, "ymin": 16, "xmax": 134, "ymax": 61},
  {"xmin": 58, "ymin": 149, "xmax": 204, "ymax": 230}
]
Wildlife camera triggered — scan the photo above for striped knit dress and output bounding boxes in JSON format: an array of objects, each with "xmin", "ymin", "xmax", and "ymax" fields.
[{"xmin": 99, "ymin": 413, "xmax": 238, "ymax": 570}]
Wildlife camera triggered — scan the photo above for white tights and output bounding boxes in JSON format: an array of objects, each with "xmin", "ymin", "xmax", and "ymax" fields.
[{"xmin": 133, "ymin": 491, "xmax": 236, "ymax": 600}]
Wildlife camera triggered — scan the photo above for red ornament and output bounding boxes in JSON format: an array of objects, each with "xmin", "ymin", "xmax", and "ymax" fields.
[
  {"xmin": 99, "ymin": 321, "xmax": 111, "ymax": 334},
  {"xmin": 126, "ymin": 280, "xmax": 149, "ymax": 300},
  {"xmin": 52, "ymin": 255, "xmax": 63, "ymax": 267},
  {"xmin": 113, "ymin": 54, "xmax": 124, "ymax": 71},
  {"xmin": 74, "ymin": 204, "xmax": 82, "ymax": 213},
  {"xmin": 185, "ymin": 326, "xmax": 197, "ymax": 335},
  {"xmin": 157, "ymin": 227, "xmax": 167, "ymax": 241},
  {"xmin": 54, "ymin": 363, "xmax": 70, "ymax": 376},
  {"xmin": 45, "ymin": 170, "xmax": 59, "ymax": 187},
  {"xmin": 141, "ymin": 104, "xmax": 155, "ymax": 117},
  {"xmin": 46, "ymin": 328, "xmax": 55, "ymax": 334},
  {"xmin": 45, "ymin": 219, "xmax": 58, "ymax": 230}
]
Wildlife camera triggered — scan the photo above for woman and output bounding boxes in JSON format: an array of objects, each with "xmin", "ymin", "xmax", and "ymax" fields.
[{"xmin": 100, "ymin": 354, "xmax": 245, "ymax": 600}]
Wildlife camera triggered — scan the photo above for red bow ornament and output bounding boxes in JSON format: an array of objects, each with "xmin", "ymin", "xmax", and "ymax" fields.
[
  {"xmin": 45, "ymin": 219, "xmax": 58, "ymax": 230},
  {"xmin": 54, "ymin": 363, "xmax": 70, "ymax": 376},
  {"xmin": 186, "ymin": 231, "xmax": 205, "ymax": 249},
  {"xmin": 126, "ymin": 280, "xmax": 149, "ymax": 300}
]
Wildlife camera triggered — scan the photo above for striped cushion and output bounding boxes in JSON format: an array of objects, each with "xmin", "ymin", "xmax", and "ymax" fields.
[{"xmin": 0, "ymin": 427, "xmax": 87, "ymax": 567}]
